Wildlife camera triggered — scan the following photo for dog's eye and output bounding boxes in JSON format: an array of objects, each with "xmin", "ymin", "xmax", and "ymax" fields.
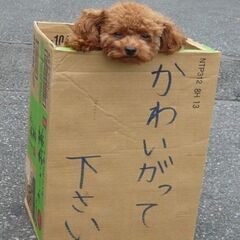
[
  {"xmin": 113, "ymin": 32, "xmax": 124, "ymax": 39},
  {"xmin": 140, "ymin": 33, "xmax": 151, "ymax": 41}
]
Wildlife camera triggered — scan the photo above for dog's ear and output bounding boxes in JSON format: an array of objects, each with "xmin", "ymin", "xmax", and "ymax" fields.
[
  {"xmin": 159, "ymin": 20, "xmax": 186, "ymax": 54},
  {"xmin": 74, "ymin": 9, "xmax": 106, "ymax": 48}
]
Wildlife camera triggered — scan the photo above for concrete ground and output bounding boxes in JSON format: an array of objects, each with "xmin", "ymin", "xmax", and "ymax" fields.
[{"xmin": 0, "ymin": 0, "xmax": 239, "ymax": 239}]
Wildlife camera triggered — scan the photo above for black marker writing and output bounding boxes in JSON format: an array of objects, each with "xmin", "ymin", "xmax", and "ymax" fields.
[
  {"xmin": 91, "ymin": 218, "xmax": 100, "ymax": 231},
  {"xmin": 73, "ymin": 191, "xmax": 94, "ymax": 207},
  {"xmin": 72, "ymin": 205, "xmax": 84, "ymax": 213},
  {"xmin": 136, "ymin": 203, "xmax": 158, "ymax": 227},
  {"xmin": 158, "ymin": 184, "xmax": 172, "ymax": 195},
  {"xmin": 143, "ymin": 139, "xmax": 155, "ymax": 156},
  {"xmin": 64, "ymin": 221, "xmax": 80, "ymax": 240},
  {"xmin": 174, "ymin": 63, "xmax": 186, "ymax": 76},
  {"xmin": 67, "ymin": 155, "xmax": 101, "ymax": 189},
  {"xmin": 152, "ymin": 64, "xmax": 172, "ymax": 96},
  {"xmin": 138, "ymin": 163, "xmax": 157, "ymax": 183},
  {"xmin": 147, "ymin": 101, "xmax": 177, "ymax": 128}
]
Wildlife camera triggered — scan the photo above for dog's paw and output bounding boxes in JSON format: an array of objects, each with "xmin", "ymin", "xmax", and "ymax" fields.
[{"xmin": 64, "ymin": 36, "xmax": 92, "ymax": 52}]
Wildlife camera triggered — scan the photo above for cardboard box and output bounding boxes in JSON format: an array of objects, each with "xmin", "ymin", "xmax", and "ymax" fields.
[{"xmin": 25, "ymin": 21, "xmax": 221, "ymax": 240}]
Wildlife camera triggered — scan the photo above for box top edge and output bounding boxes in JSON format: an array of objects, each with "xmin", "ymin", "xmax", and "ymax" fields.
[
  {"xmin": 34, "ymin": 21, "xmax": 56, "ymax": 48},
  {"xmin": 55, "ymin": 46, "xmax": 221, "ymax": 54},
  {"xmin": 34, "ymin": 21, "xmax": 220, "ymax": 54}
]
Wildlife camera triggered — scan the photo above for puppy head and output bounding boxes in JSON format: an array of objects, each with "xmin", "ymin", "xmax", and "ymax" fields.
[{"xmin": 77, "ymin": 3, "xmax": 186, "ymax": 63}]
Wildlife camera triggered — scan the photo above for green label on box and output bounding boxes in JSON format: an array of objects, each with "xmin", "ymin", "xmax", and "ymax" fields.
[
  {"xmin": 27, "ymin": 39, "xmax": 49, "ymax": 240},
  {"xmin": 28, "ymin": 94, "xmax": 48, "ymax": 239}
]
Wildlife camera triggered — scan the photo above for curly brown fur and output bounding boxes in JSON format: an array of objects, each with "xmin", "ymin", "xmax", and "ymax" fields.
[{"xmin": 65, "ymin": 2, "xmax": 186, "ymax": 63}]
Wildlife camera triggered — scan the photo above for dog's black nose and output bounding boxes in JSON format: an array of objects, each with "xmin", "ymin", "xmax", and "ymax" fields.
[{"xmin": 125, "ymin": 47, "xmax": 137, "ymax": 56}]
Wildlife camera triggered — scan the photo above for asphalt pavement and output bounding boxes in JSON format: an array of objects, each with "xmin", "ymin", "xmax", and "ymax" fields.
[{"xmin": 0, "ymin": 0, "xmax": 240, "ymax": 239}]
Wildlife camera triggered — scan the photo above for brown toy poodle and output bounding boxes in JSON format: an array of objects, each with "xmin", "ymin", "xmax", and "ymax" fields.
[{"xmin": 65, "ymin": 2, "xmax": 186, "ymax": 63}]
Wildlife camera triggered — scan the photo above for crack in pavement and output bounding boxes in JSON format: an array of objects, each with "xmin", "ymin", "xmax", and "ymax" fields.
[{"xmin": 0, "ymin": 40, "xmax": 32, "ymax": 46}]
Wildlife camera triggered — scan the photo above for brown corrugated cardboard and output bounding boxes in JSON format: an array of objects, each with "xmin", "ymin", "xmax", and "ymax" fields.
[{"xmin": 25, "ymin": 21, "xmax": 221, "ymax": 240}]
